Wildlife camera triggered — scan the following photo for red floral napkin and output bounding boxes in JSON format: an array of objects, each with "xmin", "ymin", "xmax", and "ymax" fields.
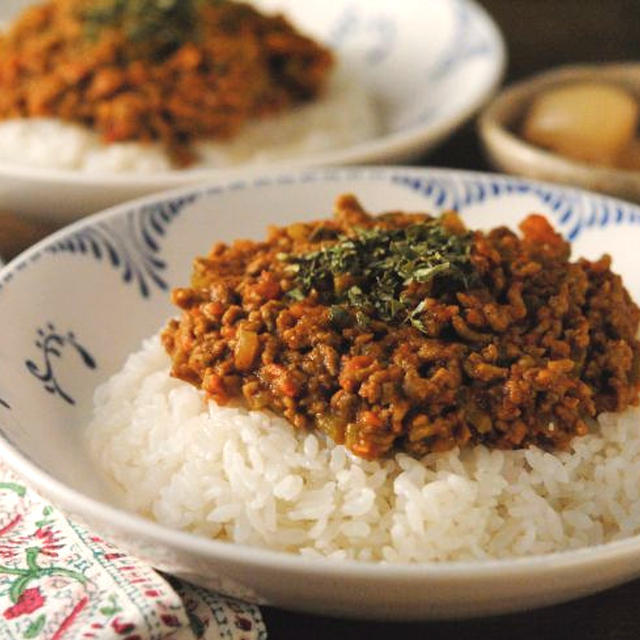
[{"xmin": 0, "ymin": 462, "xmax": 266, "ymax": 640}]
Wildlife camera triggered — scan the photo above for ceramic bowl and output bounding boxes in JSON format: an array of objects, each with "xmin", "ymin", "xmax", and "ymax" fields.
[
  {"xmin": 479, "ymin": 63, "xmax": 640, "ymax": 202},
  {"xmin": 0, "ymin": 0, "xmax": 505, "ymax": 222},
  {"xmin": 1, "ymin": 166, "xmax": 640, "ymax": 620}
]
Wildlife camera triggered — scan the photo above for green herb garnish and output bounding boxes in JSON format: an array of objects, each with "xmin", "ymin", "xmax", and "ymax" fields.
[
  {"xmin": 81, "ymin": 0, "xmax": 223, "ymax": 58},
  {"xmin": 281, "ymin": 217, "xmax": 477, "ymax": 333}
]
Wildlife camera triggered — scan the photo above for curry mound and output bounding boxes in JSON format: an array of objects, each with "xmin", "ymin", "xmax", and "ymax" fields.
[{"xmin": 162, "ymin": 195, "xmax": 640, "ymax": 459}]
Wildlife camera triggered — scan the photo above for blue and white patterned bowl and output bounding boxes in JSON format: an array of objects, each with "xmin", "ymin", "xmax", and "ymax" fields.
[
  {"xmin": 0, "ymin": 0, "xmax": 505, "ymax": 220},
  {"xmin": 1, "ymin": 166, "xmax": 640, "ymax": 620}
]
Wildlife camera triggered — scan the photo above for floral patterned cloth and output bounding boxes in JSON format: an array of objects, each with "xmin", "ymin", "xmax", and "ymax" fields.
[{"xmin": 0, "ymin": 462, "xmax": 266, "ymax": 640}]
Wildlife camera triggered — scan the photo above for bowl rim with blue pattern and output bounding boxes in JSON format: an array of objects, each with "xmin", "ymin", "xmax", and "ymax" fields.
[{"xmin": 2, "ymin": 165, "xmax": 640, "ymax": 620}]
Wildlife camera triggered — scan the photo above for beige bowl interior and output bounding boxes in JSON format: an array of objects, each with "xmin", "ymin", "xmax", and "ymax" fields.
[{"xmin": 479, "ymin": 64, "xmax": 640, "ymax": 202}]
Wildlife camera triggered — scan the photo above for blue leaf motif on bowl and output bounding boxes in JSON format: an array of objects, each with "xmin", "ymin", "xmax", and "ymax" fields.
[
  {"xmin": 43, "ymin": 193, "xmax": 198, "ymax": 298},
  {"xmin": 25, "ymin": 324, "xmax": 97, "ymax": 406},
  {"xmin": 393, "ymin": 172, "xmax": 577, "ymax": 221},
  {"xmin": 327, "ymin": 5, "xmax": 397, "ymax": 66},
  {"xmin": 428, "ymin": 0, "xmax": 495, "ymax": 82},
  {"xmin": 392, "ymin": 173, "xmax": 640, "ymax": 241},
  {"xmin": 405, "ymin": 0, "xmax": 502, "ymax": 127}
]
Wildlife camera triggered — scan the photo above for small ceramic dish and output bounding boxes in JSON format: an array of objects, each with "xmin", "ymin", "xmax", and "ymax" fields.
[
  {"xmin": 1, "ymin": 166, "xmax": 640, "ymax": 621},
  {"xmin": 479, "ymin": 63, "xmax": 640, "ymax": 202},
  {"xmin": 0, "ymin": 0, "xmax": 505, "ymax": 222}
]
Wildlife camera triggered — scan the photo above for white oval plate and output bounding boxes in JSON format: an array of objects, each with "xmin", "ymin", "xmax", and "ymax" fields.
[
  {"xmin": 2, "ymin": 167, "xmax": 640, "ymax": 621},
  {"xmin": 0, "ymin": 0, "xmax": 504, "ymax": 221}
]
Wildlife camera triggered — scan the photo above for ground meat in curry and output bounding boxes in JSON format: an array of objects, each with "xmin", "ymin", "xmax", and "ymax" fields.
[
  {"xmin": 162, "ymin": 195, "xmax": 640, "ymax": 460},
  {"xmin": 0, "ymin": 0, "xmax": 333, "ymax": 164}
]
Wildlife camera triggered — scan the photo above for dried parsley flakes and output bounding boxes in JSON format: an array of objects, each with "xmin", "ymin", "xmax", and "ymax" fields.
[
  {"xmin": 281, "ymin": 215, "xmax": 477, "ymax": 333},
  {"xmin": 81, "ymin": 0, "xmax": 224, "ymax": 58}
]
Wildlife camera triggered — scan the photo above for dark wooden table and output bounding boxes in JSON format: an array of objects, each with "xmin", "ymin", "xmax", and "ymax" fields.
[{"xmin": 1, "ymin": 1, "xmax": 640, "ymax": 637}]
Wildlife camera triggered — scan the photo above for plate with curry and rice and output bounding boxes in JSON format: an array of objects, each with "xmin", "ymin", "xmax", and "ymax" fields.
[
  {"xmin": 0, "ymin": 0, "xmax": 505, "ymax": 220},
  {"xmin": 1, "ymin": 166, "xmax": 640, "ymax": 619}
]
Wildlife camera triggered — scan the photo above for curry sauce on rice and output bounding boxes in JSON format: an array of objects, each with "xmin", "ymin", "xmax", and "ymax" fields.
[
  {"xmin": 0, "ymin": 0, "xmax": 333, "ymax": 165},
  {"xmin": 88, "ymin": 197, "xmax": 640, "ymax": 562},
  {"xmin": 162, "ymin": 195, "xmax": 640, "ymax": 459},
  {"xmin": 0, "ymin": 0, "xmax": 378, "ymax": 171}
]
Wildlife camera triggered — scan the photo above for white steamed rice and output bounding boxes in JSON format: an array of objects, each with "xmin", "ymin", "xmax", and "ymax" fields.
[
  {"xmin": 87, "ymin": 334, "xmax": 640, "ymax": 562},
  {"xmin": 0, "ymin": 64, "xmax": 380, "ymax": 173}
]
